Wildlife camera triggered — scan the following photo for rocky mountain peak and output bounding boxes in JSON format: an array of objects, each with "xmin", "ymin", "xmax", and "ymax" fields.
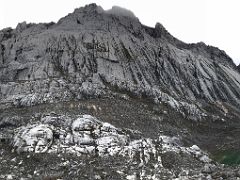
[
  {"xmin": 72, "ymin": 3, "xmax": 104, "ymax": 15},
  {"xmin": 155, "ymin": 22, "xmax": 168, "ymax": 36},
  {"xmin": 1, "ymin": 4, "xmax": 240, "ymax": 179},
  {"xmin": 56, "ymin": 4, "xmax": 141, "ymax": 32},
  {"xmin": 0, "ymin": 3, "xmax": 239, "ymax": 108},
  {"xmin": 70, "ymin": 3, "xmax": 138, "ymax": 20},
  {"xmin": 15, "ymin": 21, "xmax": 28, "ymax": 33}
]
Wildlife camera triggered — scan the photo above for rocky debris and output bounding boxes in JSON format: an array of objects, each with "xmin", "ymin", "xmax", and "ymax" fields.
[
  {"xmin": 0, "ymin": 113, "xmax": 238, "ymax": 179},
  {"xmin": 237, "ymin": 64, "xmax": 240, "ymax": 73},
  {"xmin": 0, "ymin": 77, "xmax": 207, "ymax": 121},
  {"xmin": 10, "ymin": 114, "xmax": 167, "ymax": 169},
  {"xmin": 160, "ymin": 136, "xmax": 211, "ymax": 164},
  {"xmin": 13, "ymin": 124, "xmax": 53, "ymax": 153}
]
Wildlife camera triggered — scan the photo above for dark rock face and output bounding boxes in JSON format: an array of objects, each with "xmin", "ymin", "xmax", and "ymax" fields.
[
  {"xmin": 0, "ymin": 3, "xmax": 240, "ymax": 179},
  {"xmin": 237, "ymin": 64, "xmax": 240, "ymax": 73}
]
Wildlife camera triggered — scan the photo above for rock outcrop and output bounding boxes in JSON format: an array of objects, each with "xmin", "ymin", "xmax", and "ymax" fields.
[
  {"xmin": 13, "ymin": 114, "xmax": 129, "ymax": 155},
  {"xmin": 12, "ymin": 114, "xmax": 210, "ymax": 163},
  {"xmin": 7, "ymin": 113, "xmax": 220, "ymax": 179}
]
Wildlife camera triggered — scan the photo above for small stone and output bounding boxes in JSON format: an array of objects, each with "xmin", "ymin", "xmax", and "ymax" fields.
[
  {"xmin": 163, "ymin": 111, "xmax": 168, "ymax": 114},
  {"xmin": 6, "ymin": 175, "xmax": 13, "ymax": 180},
  {"xmin": 94, "ymin": 175, "xmax": 101, "ymax": 179},
  {"xmin": 27, "ymin": 174, "xmax": 32, "ymax": 178},
  {"xmin": 11, "ymin": 157, "xmax": 16, "ymax": 162},
  {"xmin": 18, "ymin": 160, "xmax": 23, "ymax": 165},
  {"xmin": 236, "ymin": 170, "xmax": 240, "ymax": 177},
  {"xmin": 202, "ymin": 164, "xmax": 216, "ymax": 174},
  {"xmin": 206, "ymin": 175, "xmax": 212, "ymax": 180}
]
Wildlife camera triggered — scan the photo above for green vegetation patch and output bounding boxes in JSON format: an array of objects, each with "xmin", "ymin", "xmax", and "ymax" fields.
[{"xmin": 213, "ymin": 151, "xmax": 240, "ymax": 165}]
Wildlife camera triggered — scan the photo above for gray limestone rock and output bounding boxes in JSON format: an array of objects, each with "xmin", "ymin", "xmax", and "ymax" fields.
[
  {"xmin": 1, "ymin": 3, "xmax": 240, "ymax": 179},
  {"xmin": 0, "ymin": 4, "xmax": 239, "ymax": 117},
  {"xmin": 11, "ymin": 114, "xmax": 208, "ymax": 165}
]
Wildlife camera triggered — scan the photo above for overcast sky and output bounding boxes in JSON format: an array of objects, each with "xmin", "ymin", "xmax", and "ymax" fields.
[{"xmin": 1, "ymin": 0, "xmax": 239, "ymax": 65}]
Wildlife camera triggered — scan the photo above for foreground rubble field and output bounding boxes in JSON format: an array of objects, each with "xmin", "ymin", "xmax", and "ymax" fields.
[{"xmin": 0, "ymin": 98, "xmax": 240, "ymax": 179}]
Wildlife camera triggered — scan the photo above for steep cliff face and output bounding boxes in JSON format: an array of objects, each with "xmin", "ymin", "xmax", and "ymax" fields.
[
  {"xmin": 0, "ymin": 6, "xmax": 238, "ymax": 112},
  {"xmin": 0, "ymin": 4, "xmax": 240, "ymax": 112}
]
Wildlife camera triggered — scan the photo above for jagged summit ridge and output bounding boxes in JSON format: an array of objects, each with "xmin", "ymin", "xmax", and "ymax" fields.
[
  {"xmin": 63, "ymin": 3, "xmax": 138, "ymax": 20},
  {"xmin": 56, "ymin": 3, "xmax": 140, "ymax": 32},
  {"xmin": 0, "ymin": 3, "xmax": 240, "ymax": 111}
]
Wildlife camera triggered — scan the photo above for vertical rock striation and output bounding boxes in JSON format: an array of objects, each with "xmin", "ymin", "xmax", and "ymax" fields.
[{"xmin": 0, "ymin": 3, "xmax": 239, "ymax": 114}]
